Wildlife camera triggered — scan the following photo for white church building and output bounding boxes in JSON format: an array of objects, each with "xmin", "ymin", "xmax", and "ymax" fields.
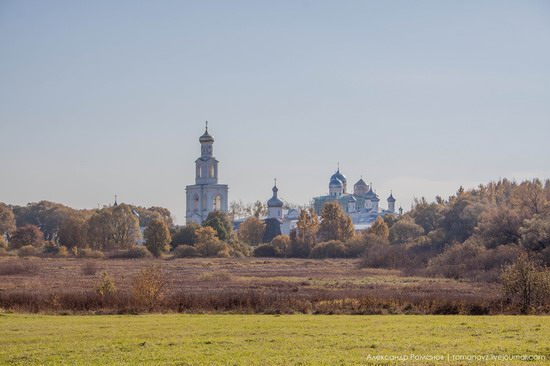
[{"xmin": 185, "ymin": 124, "xmax": 229, "ymax": 224}]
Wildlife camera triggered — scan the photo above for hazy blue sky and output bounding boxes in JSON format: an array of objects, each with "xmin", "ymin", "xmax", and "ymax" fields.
[{"xmin": 1, "ymin": 0, "xmax": 549, "ymax": 223}]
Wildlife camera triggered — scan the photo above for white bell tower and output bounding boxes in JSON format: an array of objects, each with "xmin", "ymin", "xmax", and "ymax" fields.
[{"xmin": 186, "ymin": 122, "xmax": 229, "ymax": 224}]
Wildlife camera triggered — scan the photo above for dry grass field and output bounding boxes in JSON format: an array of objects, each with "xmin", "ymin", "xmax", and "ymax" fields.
[{"xmin": 0, "ymin": 257, "xmax": 501, "ymax": 314}]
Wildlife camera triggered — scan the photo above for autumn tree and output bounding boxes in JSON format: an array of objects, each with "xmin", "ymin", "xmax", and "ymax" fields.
[
  {"xmin": 110, "ymin": 204, "xmax": 141, "ymax": 249},
  {"xmin": 368, "ymin": 216, "xmax": 389, "ymax": 240},
  {"xmin": 290, "ymin": 209, "xmax": 319, "ymax": 257},
  {"xmin": 144, "ymin": 219, "xmax": 172, "ymax": 257},
  {"xmin": 238, "ymin": 217, "xmax": 266, "ymax": 245},
  {"xmin": 203, "ymin": 211, "xmax": 233, "ymax": 241},
  {"xmin": 195, "ymin": 226, "xmax": 225, "ymax": 256},
  {"xmin": 9, "ymin": 225, "xmax": 44, "ymax": 249},
  {"xmin": 0, "ymin": 203, "xmax": 16, "ymax": 238},
  {"xmin": 477, "ymin": 207, "xmax": 524, "ymax": 248},
  {"xmin": 388, "ymin": 217, "xmax": 424, "ymax": 244},
  {"xmin": 518, "ymin": 215, "xmax": 550, "ymax": 252},
  {"xmin": 512, "ymin": 179, "xmax": 547, "ymax": 216},
  {"xmin": 87, "ymin": 204, "xmax": 141, "ymax": 250},
  {"xmin": 58, "ymin": 212, "xmax": 88, "ymax": 248},
  {"xmin": 133, "ymin": 206, "xmax": 174, "ymax": 228},
  {"xmin": 86, "ymin": 209, "xmax": 114, "ymax": 251},
  {"xmin": 410, "ymin": 198, "xmax": 444, "ymax": 233},
  {"xmin": 317, "ymin": 202, "xmax": 354, "ymax": 242}
]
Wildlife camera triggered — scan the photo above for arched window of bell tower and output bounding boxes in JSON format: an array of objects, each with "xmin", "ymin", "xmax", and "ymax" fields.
[{"xmin": 213, "ymin": 195, "xmax": 222, "ymax": 211}]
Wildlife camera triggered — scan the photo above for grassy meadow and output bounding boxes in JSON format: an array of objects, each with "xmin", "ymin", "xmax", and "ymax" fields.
[{"xmin": 1, "ymin": 314, "xmax": 549, "ymax": 365}]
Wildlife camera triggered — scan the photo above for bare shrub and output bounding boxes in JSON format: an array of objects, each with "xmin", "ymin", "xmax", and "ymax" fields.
[
  {"xmin": 18, "ymin": 245, "xmax": 40, "ymax": 257},
  {"xmin": 0, "ymin": 259, "xmax": 38, "ymax": 275},
  {"xmin": 96, "ymin": 272, "xmax": 117, "ymax": 298},
  {"xmin": 109, "ymin": 245, "xmax": 152, "ymax": 259},
  {"xmin": 81, "ymin": 261, "xmax": 99, "ymax": 276},
  {"xmin": 131, "ymin": 265, "xmax": 170, "ymax": 311},
  {"xmin": 501, "ymin": 254, "xmax": 550, "ymax": 314},
  {"xmin": 173, "ymin": 245, "xmax": 197, "ymax": 258},
  {"xmin": 199, "ymin": 270, "xmax": 232, "ymax": 282},
  {"xmin": 360, "ymin": 243, "xmax": 410, "ymax": 269},
  {"xmin": 309, "ymin": 240, "xmax": 348, "ymax": 259},
  {"xmin": 426, "ymin": 239, "xmax": 485, "ymax": 279},
  {"xmin": 78, "ymin": 248, "xmax": 105, "ymax": 259}
]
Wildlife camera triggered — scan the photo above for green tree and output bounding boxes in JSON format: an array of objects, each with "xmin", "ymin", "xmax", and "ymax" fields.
[
  {"xmin": 171, "ymin": 222, "xmax": 200, "ymax": 247},
  {"xmin": 238, "ymin": 217, "xmax": 266, "ymax": 245},
  {"xmin": 368, "ymin": 216, "xmax": 389, "ymax": 240},
  {"xmin": 144, "ymin": 219, "xmax": 172, "ymax": 257},
  {"xmin": 203, "ymin": 211, "xmax": 233, "ymax": 241},
  {"xmin": 318, "ymin": 202, "xmax": 354, "ymax": 242}
]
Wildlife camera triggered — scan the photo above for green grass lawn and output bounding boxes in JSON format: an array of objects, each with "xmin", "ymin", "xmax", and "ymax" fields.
[{"xmin": 1, "ymin": 314, "xmax": 549, "ymax": 365}]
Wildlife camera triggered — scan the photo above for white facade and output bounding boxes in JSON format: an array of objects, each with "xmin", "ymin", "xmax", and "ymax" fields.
[{"xmin": 185, "ymin": 125, "xmax": 229, "ymax": 224}]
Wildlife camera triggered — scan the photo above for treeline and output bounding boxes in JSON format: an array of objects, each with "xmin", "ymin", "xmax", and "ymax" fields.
[
  {"xmin": 2, "ymin": 178, "xmax": 550, "ymax": 271},
  {"xmin": 0, "ymin": 201, "xmax": 174, "ymax": 257}
]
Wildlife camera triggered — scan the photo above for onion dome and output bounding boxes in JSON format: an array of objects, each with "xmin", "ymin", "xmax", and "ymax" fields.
[
  {"xmin": 366, "ymin": 188, "xmax": 379, "ymax": 201},
  {"xmin": 329, "ymin": 176, "xmax": 343, "ymax": 188},
  {"xmin": 267, "ymin": 185, "xmax": 284, "ymax": 208},
  {"xmin": 199, "ymin": 122, "xmax": 214, "ymax": 143},
  {"xmin": 387, "ymin": 192, "xmax": 396, "ymax": 202},
  {"xmin": 330, "ymin": 169, "xmax": 347, "ymax": 184}
]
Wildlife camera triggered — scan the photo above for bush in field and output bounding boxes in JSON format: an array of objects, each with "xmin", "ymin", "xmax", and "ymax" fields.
[
  {"xmin": 18, "ymin": 245, "xmax": 40, "ymax": 257},
  {"xmin": 173, "ymin": 244, "xmax": 198, "ymax": 258},
  {"xmin": 57, "ymin": 245, "xmax": 69, "ymax": 257},
  {"xmin": 227, "ymin": 239, "xmax": 251, "ymax": 257},
  {"xmin": 271, "ymin": 235, "xmax": 291, "ymax": 258},
  {"xmin": 131, "ymin": 265, "xmax": 169, "ymax": 311},
  {"xmin": 426, "ymin": 238, "xmax": 486, "ymax": 279},
  {"xmin": 362, "ymin": 244, "xmax": 408, "ymax": 269},
  {"xmin": 96, "ymin": 272, "xmax": 116, "ymax": 298},
  {"xmin": 501, "ymin": 254, "xmax": 550, "ymax": 314},
  {"xmin": 0, "ymin": 259, "xmax": 38, "ymax": 275},
  {"xmin": 309, "ymin": 240, "xmax": 348, "ymax": 259},
  {"xmin": 78, "ymin": 248, "xmax": 105, "ymax": 259},
  {"xmin": 253, "ymin": 244, "xmax": 276, "ymax": 257},
  {"xmin": 81, "ymin": 261, "xmax": 99, "ymax": 276},
  {"xmin": 109, "ymin": 245, "xmax": 152, "ymax": 259}
]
